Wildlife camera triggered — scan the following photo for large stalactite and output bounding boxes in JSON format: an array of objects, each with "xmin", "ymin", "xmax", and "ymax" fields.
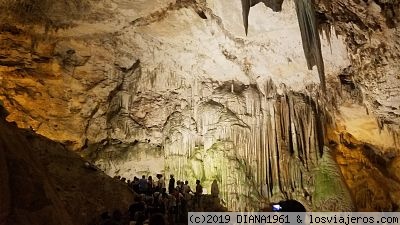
[{"xmin": 241, "ymin": 0, "xmax": 326, "ymax": 92}]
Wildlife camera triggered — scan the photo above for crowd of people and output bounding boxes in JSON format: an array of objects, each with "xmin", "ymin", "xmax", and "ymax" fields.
[
  {"xmin": 94, "ymin": 172, "xmax": 306, "ymax": 225},
  {"xmin": 97, "ymin": 174, "xmax": 214, "ymax": 225}
]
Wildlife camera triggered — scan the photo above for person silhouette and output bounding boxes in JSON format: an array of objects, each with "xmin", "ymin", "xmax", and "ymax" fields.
[
  {"xmin": 278, "ymin": 199, "xmax": 306, "ymax": 212},
  {"xmin": 168, "ymin": 175, "xmax": 175, "ymax": 194},
  {"xmin": 211, "ymin": 179, "xmax": 219, "ymax": 198}
]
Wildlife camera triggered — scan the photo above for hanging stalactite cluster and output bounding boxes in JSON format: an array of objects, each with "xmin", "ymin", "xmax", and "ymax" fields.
[
  {"xmin": 159, "ymin": 79, "xmax": 350, "ymax": 210},
  {"xmin": 241, "ymin": 0, "xmax": 326, "ymax": 92},
  {"xmin": 92, "ymin": 52, "xmax": 396, "ymax": 210},
  {"xmin": 95, "ymin": 58, "xmax": 352, "ymax": 210}
]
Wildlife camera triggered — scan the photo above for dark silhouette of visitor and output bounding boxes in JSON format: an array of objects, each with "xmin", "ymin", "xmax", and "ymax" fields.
[
  {"xmin": 211, "ymin": 179, "xmax": 219, "ymax": 198},
  {"xmin": 194, "ymin": 180, "xmax": 203, "ymax": 208},
  {"xmin": 195, "ymin": 180, "xmax": 203, "ymax": 194},
  {"xmin": 176, "ymin": 180, "xmax": 182, "ymax": 192},
  {"xmin": 138, "ymin": 175, "xmax": 148, "ymax": 194},
  {"xmin": 132, "ymin": 176, "xmax": 140, "ymax": 193},
  {"xmin": 168, "ymin": 175, "xmax": 175, "ymax": 194},
  {"xmin": 156, "ymin": 174, "xmax": 165, "ymax": 192},
  {"xmin": 148, "ymin": 176, "xmax": 154, "ymax": 194},
  {"xmin": 278, "ymin": 199, "xmax": 306, "ymax": 212},
  {"xmin": 277, "ymin": 200, "xmax": 306, "ymax": 225},
  {"xmin": 182, "ymin": 180, "xmax": 191, "ymax": 195}
]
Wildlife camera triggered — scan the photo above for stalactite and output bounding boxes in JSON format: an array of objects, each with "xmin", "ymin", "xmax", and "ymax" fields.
[
  {"xmin": 114, "ymin": 63, "xmax": 337, "ymax": 210},
  {"xmin": 294, "ymin": 0, "xmax": 326, "ymax": 92},
  {"xmin": 240, "ymin": 0, "xmax": 326, "ymax": 91},
  {"xmin": 318, "ymin": 22, "xmax": 333, "ymax": 50},
  {"xmin": 240, "ymin": 0, "xmax": 251, "ymax": 35}
]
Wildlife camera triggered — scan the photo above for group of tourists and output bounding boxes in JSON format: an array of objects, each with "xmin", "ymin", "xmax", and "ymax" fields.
[{"xmin": 98, "ymin": 174, "xmax": 210, "ymax": 225}]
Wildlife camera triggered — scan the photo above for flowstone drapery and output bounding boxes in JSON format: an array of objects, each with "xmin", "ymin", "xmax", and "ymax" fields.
[
  {"xmin": 162, "ymin": 81, "xmax": 352, "ymax": 210},
  {"xmin": 89, "ymin": 62, "xmax": 352, "ymax": 210}
]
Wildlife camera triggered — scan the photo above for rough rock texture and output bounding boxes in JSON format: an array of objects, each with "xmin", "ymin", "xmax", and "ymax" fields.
[
  {"xmin": 334, "ymin": 132, "xmax": 400, "ymax": 212},
  {"xmin": 315, "ymin": 0, "xmax": 400, "ymax": 130},
  {"xmin": 0, "ymin": 0, "xmax": 349, "ymax": 149},
  {"xmin": 0, "ymin": 106, "xmax": 134, "ymax": 225},
  {"xmin": 0, "ymin": 0, "xmax": 399, "ymax": 211},
  {"xmin": 328, "ymin": 104, "xmax": 400, "ymax": 211}
]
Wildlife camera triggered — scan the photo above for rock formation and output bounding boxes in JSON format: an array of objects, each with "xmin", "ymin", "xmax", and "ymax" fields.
[
  {"xmin": 0, "ymin": 105, "xmax": 134, "ymax": 225},
  {"xmin": 0, "ymin": 0, "xmax": 399, "ymax": 212}
]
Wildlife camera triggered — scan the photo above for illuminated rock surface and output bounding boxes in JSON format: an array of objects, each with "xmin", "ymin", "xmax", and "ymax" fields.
[{"xmin": 0, "ymin": 0, "xmax": 399, "ymax": 212}]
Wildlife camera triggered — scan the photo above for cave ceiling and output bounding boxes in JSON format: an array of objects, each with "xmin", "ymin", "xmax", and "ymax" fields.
[{"xmin": 0, "ymin": 0, "xmax": 398, "ymax": 145}]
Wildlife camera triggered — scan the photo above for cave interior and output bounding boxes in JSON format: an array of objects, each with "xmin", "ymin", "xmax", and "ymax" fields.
[{"xmin": 0, "ymin": 0, "xmax": 400, "ymax": 224}]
